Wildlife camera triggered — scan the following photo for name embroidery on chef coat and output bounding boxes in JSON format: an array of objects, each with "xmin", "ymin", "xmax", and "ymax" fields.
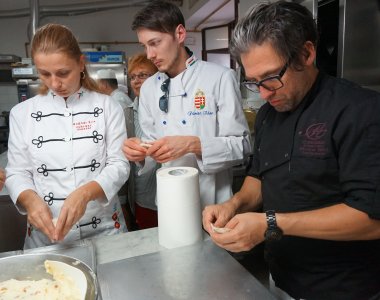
[{"xmin": 298, "ymin": 122, "xmax": 329, "ymax": 156}]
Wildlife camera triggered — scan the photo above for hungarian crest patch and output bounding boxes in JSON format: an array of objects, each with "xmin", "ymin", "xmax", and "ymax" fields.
[{"xmin": 194, "ymin": 89, "xmax": 206, "ymax": 110}]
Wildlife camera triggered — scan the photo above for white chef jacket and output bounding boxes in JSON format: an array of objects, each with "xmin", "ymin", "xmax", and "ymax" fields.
[
  {"xmin": 132, "ymin": 97, "xmax": 159, "ymax": 210},
  {"xmin": 5, "ymin": 87, "xmax": 130, "ymax": 249},
  {"xmin": 111, "ymin": 88, "xmax": 133, "ymax": 110},
  {"xmin": 138, "ymin": 52, "xmax": 251, "ymax": 208}
]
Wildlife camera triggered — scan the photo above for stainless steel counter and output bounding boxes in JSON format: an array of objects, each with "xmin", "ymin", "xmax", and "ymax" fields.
[
  {"xmin": 97, "ymin": 239, "xmax": 275, "ymax": 300},
  {"xmin": 92, "ymin": 227, "xmax": 165, "ymax": 265},
  {"xmin": 1, "ymin": 227, "xmax": 274, "ymax": 299}
]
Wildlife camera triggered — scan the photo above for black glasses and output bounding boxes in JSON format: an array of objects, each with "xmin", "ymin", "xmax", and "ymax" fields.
[
  {"xmin": 159, "ymin": 78, "xmax": 170, "ymax": 113},
  {"xmin": 242, "ymin": 63, "xmax": 288, "ymax": 93},
  {"xmin": 130, "ymin": 73, "xmax": 151, "ymax": 82}
]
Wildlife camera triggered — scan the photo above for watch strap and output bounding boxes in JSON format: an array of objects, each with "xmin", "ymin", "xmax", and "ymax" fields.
[{"xmin": 266, "ymin": 210, "xmax": 278, "ymax": 230}]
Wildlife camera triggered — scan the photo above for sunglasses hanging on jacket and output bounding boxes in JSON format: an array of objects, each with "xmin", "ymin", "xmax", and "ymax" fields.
[{"xmin": 159, "ymin": 78, "xmax": 170, "ymax": 113}]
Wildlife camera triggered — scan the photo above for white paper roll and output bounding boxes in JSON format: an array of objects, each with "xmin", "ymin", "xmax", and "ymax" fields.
[{"xmin": 156, "ymin": 167, "xmax": 202, "ymax": 249}]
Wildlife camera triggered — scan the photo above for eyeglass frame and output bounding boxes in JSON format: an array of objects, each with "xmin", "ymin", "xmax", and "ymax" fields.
[
  {"xmin": 242, "ymin": 63, "xmax": 289, "ymax": 93},
  {"xmin": 159, "ymin": 78, "xmax": 170, "ymax": 113},
  {"xmin": 129, "ymin": 73, "xmax": 152, "ymax": 82}
]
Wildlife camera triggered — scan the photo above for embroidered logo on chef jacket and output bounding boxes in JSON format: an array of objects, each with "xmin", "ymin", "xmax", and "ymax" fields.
[
  {"xmin": 298, "ymin": 122, "xmax": 328, "ymax": 156},
  {"xmin": 187, "ymin": 89, "xmax": 214, "ymax": 117},
  {"xmin": 194, "ymin": 89, "xmax": 206, "ymax": 110}
]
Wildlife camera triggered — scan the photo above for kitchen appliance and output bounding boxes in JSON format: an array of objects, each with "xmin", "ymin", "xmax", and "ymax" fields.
[
  {"xmin": 84, "ymin": 51, "xmax": 128, "ymax": 93},
  {"xmin": 298, "ymin": 0, "xmax": 380, "ymax": 92},
  {"xmin": 11, "ymin": 51, "xmax": 129, "ymax": 103},
  {"xmin": 0, "ymin": 54, "xmax": 21, "ymax": 83},
  {"xmin": 11, "ymin": 62, "xmax": 40, "ymax": 102}
]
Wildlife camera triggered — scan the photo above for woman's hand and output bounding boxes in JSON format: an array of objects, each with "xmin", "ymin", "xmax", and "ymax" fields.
[
  {"xmin": 54, "ymin": 181, "xmax": 104, "ymax": 241},
  {"xmin": 18, "ymin": 190, "xmax": 55, "ymax": 242},
  {"xmin": 54, "ymin": 187, "xmax": 91, "ymax": 241}
]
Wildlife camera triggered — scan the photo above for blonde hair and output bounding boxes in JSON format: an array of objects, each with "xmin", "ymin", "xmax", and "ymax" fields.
[
  {"xmin": 128, "ymin": 52, "xmax": 157, "ymax": 75},
  {"xmin": 31, "ymin": 23, "xmax": 101, "ymax": 94}
]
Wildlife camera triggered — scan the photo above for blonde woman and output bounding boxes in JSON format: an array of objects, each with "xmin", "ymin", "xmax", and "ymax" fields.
[{"xmin": 6, "ymin": 24, "xmax": 129, "ymax": 249}]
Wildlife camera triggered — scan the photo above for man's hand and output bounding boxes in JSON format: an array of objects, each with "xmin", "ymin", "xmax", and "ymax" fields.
[
  {"xmin": 202, "ymin": 201, "xmax": 237, "ymax": 234},
  {"xmin": 209, "ymin": 212, "xmax": 267, "ymax": 253},
  {"xmin": 122, "ymin": 137, "xmax": 147, "ymax": 162},
  {"xmin": 146, "ymin": 136, "xmax": 201, "ymax": 163}
]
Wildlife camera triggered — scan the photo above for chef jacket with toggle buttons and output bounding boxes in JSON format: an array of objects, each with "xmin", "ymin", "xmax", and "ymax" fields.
[{"xmin": 6, "ymin": 88, "xmax": 130, "ymax": 249}]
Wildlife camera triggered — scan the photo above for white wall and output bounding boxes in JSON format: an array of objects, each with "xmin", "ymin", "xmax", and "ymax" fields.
[{"xmin": 0, "ymin": 4, "xmax": 202, "ymax": 109}]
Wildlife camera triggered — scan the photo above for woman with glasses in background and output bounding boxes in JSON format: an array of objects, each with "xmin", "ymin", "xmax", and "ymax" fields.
[{"xmin": 125, "ymin": 53, "xmax": 158, "ymax": 229}]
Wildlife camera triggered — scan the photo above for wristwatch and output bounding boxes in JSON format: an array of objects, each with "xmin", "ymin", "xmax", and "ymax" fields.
[{"xmin": 264, "ymin": 210, "xmax": 283, "ymax": 241}]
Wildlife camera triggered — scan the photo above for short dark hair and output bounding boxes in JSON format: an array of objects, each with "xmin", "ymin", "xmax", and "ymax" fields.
[
  {"xmin": 230, "ymin": 1, "xmax": 318, "ymax": 70},
  {"xmin": 132, "ymin": 0, "xmax": 185, "ymax": 34}
]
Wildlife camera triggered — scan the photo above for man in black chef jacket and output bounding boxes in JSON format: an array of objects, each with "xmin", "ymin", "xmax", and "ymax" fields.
[{"xmin": 202, "ymin": 2, "xmax": 380, "ymax": 299}]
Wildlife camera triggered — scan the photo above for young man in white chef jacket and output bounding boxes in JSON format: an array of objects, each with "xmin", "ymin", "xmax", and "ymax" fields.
[{"xmin": 123, "ymin": 0, "xmax": 251, "ymax": 209}]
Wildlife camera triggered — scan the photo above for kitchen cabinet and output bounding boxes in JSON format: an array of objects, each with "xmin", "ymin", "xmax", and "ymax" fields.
[{"xmin": 0, "ymin": 195, "xmax": 26, "ymax": 252}]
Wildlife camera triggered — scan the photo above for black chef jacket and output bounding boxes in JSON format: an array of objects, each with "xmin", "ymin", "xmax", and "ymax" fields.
[{"xmin": 248, "ymin": 72, "xmax": 380, "ymax": 300}]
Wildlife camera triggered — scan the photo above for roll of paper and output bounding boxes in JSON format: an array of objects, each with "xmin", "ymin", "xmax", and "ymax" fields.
[{"xmin": 156, "ymin": 167, "xmax": 202, "ymax": 249}]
